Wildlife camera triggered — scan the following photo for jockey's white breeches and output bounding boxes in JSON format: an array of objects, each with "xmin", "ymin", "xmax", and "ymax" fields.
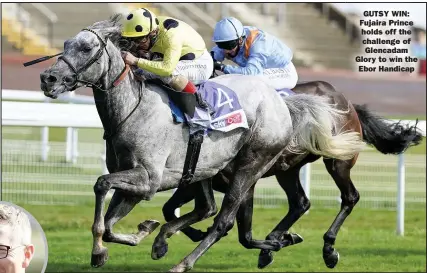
[
  {"xmin": 171, "ymin": 50, "xmax": 214, "ymax": 85},
  {"xmin": 260, "ymin": 61, "xmax": 299, "ymax": 90}
]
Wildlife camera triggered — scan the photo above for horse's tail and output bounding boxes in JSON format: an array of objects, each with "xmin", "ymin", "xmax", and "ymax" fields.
[
  {"xmin": 353, "ymin": 104, "xmax": 423, "ymax": 154},
  {"xmin": 284, "ymin": 94, "xmax": 365, "ymax": 160}
]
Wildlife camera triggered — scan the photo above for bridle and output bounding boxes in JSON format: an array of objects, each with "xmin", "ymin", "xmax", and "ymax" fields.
[
  {"xmin": 59, "ymin": 28, "xmax": 130, "ymax": 92},
  {"xmin": 59, "ymin": 28, "xmax": 141, "ymax": 141}
]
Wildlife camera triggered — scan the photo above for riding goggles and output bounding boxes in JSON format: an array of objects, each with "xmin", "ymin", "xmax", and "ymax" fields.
[{"xmin": 216, "ymin": 39, "xmax": 239, "ymax": 50}]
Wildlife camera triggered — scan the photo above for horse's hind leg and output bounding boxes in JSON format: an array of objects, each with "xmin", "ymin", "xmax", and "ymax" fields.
[
  {"xmin": 102, "ymin": 192, "xmax": 159, "ymax": 246},
  {"xmin": 152, "ymin": 179, "xmax": 217, "ymax": 260},
  {"xmin": 322, "ymin": 158, "xmax": 359, "ymax": 269},
  {"xmin": 258, "ymin": 164, "xmax": 311, "ymax": 269}
]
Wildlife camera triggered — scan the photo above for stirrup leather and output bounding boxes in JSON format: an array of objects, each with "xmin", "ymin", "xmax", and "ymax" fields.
[{"xmin": 179, "ymin": 130, "xmax": 205, "ymax": 187}]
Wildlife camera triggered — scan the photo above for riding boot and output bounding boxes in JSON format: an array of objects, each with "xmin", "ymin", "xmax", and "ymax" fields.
[
  {"xmin": 167, "ymin": 75, "xmax": 215, "ymax": 116},
  {"xmin": 179, "ymin": 128, "xmax": 205, "ymax": 187}
]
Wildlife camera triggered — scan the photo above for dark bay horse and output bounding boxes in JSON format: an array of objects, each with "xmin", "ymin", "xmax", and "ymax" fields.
[{"xmin": 157, "ymin": 80, "xmax": 422, "ymax": 269}]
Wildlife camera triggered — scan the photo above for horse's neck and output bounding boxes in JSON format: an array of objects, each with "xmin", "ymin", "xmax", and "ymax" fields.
[{"xmin": 92, "ymin": 68, "xmax": 142, "ymax": 135}]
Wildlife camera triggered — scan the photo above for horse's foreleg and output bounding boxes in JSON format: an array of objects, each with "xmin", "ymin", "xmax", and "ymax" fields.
[
  {"xmin": 161, "ymin": 173, "xmax": 230, "ymax": 243},
  {"xmin": 235, "ymin": 185, "xmax": 292, "ymax": 252},
  {"xmin": 152, "ymin": 179, "xmax": 217, "ymax": 260},
  {"xmin": 162, "ymin": 183, "xmax": 209, "ymax": 243},
  {"xmin": 257, "ymin": 166, "xmax": 309, "ymax": 269},
  {"xmin": 168, "ymin": 181, "xmax": 247, "ymax": 272},
  {"xmin": 102, "ymin": 191, "xmax": 159, "ymax": 246},
  {"xmin": 91, "ymin": 167, "xmax": 154, "ymax": 268},
  {"xmin": 322, "ymin": 158, "xmax": 359, "ymax": 269}
]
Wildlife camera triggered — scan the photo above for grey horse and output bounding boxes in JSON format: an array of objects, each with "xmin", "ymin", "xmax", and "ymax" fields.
[{"xmin": 39, "ymin": 15, "xmax": 365, "ymax": 272}]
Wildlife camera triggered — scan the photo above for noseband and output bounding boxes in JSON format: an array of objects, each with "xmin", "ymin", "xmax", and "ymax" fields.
[{"xmin": 59, "ymin": 28, "xmax": 129, "ymax": 92}]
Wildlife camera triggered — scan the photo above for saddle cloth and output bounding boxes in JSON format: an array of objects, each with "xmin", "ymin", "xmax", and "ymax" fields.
[{"xmin": 169, "ymin": 81, "xmax": 248, "ymax": 132}]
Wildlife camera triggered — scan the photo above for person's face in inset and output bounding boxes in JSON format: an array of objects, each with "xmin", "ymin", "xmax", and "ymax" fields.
[{"xmin": 0, "ymin": 225, "xmax": 34, "ymax": 273}]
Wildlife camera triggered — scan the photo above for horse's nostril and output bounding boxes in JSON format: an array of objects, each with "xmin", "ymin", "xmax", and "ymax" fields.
[
  {"xmin": 41, "ymin": 73, "xmax": 58, "ymax": 84},
  {"xmin": 47, "ymin": 75, "xmax": 57, "ymax": 83}
]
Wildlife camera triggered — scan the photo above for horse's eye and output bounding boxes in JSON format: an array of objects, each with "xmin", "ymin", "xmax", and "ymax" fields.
[{"xmin": 83, "ymin": 46, "xmax": 92, "ymax": 53}]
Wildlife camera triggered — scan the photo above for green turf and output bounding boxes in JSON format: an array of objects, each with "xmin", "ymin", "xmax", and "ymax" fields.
[{"xmin": 16, "ymin": 204, "xmax": 426, "ymax": 272}]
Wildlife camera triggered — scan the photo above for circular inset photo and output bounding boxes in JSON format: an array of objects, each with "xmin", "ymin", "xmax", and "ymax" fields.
[{"xmin": 0, "ymin": 201, "xmax": 48, "ymax": 273}]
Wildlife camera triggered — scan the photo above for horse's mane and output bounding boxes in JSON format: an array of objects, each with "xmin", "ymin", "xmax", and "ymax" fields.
[
  {"xmin": 87, "ymin": 13, "xmax": 123, "ymax": 49},
  {"xmin": 86, "ymin": 14, "xmax": 148, "ymax": 89}
]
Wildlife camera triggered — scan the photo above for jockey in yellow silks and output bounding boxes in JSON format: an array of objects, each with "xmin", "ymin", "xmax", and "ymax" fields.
[{"xmin": 120, "ymin": 8, "xmax": 213, "ymax": 109}]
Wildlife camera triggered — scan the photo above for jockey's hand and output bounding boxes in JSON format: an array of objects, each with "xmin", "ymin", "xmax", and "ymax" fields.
[
  {"xmin": 214, "ymin": 61, "xmax": 224, "ymax": 72},
  {"xmin": 121, "ymin": 51, "xmax": 138, "ymax": 66},
  {"xmin": 137, "ymin": 50, "xmax": 152, "ymax": 60}
]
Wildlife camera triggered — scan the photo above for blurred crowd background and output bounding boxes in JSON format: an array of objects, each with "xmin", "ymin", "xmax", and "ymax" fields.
[
  {"xmin": 2, "ymin": 2, "xmax": 426, "ymax": 116},
  {"xmin": 2, "ymin": 3, "xmax": 426, "ymax": 72}
]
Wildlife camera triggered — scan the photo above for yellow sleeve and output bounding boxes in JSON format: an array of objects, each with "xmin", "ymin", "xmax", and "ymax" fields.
[{"xmin": 136, "ymin": 31, "xmax": 183, "ymax": 77}]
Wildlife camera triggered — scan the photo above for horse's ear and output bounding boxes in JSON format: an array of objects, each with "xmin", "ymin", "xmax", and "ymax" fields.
[{"xmin": 101, "ymin": 27, "xmax": 122, "ymax": 43}]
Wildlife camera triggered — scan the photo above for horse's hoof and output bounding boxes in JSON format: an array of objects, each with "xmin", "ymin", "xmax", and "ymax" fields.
[
  {"xmin": 258, "ymin": 250, "xmax": 274, "ymax": 269},
  {"xmin": 289, "ymin": 233, "xmax": 304, "ymax": 245},
  {"xmin": 151, "ymin": 243, "xmax": 168, "ymax": 260},
  {"xmin": 138, "ymin": 219, "xmax": 160, "ymax": 233},
  {"xmin": 323, "ymin": 249, "xmax": 340, "ymax": 269},
  {"xmin": 91, "ymin": 247, "xmax": 108, "ymax": 268}
]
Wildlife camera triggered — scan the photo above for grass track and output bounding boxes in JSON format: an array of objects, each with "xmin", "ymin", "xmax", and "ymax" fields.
[{"xmin": 16, "ymin": 204, "xmax": 426, "ymax": 272}]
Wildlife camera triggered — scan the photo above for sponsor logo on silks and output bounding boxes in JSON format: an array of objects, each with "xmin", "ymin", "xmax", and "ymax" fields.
[
  {"xmin": 212, "ymin": 119, "xmax": 226, "ymax": 129},
  {"xmin": 211, "ymin": 112, "xmax": 243, "ymax": 129},
  {"xmin": 226, "ymin": 112, "xmax": 242, "ymax": 125}
]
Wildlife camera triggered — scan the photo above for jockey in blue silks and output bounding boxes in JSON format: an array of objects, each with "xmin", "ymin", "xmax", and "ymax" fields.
[{"xmin": 210, "ymin": 17, "xmax": 298, "ymax": 90}]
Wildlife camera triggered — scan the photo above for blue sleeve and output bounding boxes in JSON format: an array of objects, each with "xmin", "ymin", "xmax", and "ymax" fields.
[
  {"xmin": 211, "ymin": 46, "xmax": 225, "ymax": 62},
  {"xmin": 223, "ymin": 51, "xmax": 267, "ymax": 75}
]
